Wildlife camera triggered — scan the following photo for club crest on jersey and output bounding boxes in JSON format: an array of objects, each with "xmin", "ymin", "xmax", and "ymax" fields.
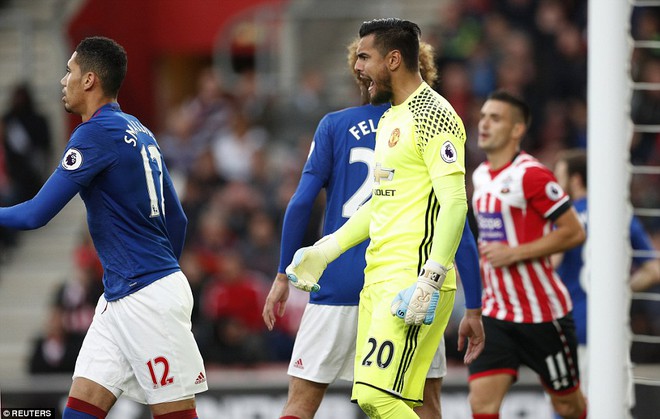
[
  {"xmin": 545, "ymin": 181, "xmax": 563, "ymax": 201},
  {"xmin": 62, "ymin": 148, "xmax": 83, "ymax": 170},
  {"xmin": 441, "ymin": 141, "xmax": 457, "ymax": 163},
  {"xmin": 388, "ymin": 128, "xmax": 400, "ymax": 147}
]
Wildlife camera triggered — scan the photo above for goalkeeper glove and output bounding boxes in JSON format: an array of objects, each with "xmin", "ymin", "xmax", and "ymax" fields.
[
  {"xmin": 286, "ymin": 234, "xmax": 342, "ymax": 292},
  {"xmin": 390, "ymin": 260, "xmax": 448, "ymax": 326}
]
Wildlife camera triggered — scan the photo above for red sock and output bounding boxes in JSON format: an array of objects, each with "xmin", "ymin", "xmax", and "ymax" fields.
[
  {"xmin": 65, "ymin": 397, "xmax": 107, "ymax": 419},
  {"xmin": 153, "ymin": 409, "xmax": 198, "ymax": 419},
  {"xmin": 473, "ymin": 414, "xmax": 499, "ymax": 419},
  {"xmin": 579, "ymin": 407, "xmax": 587, "ymax": 419}
]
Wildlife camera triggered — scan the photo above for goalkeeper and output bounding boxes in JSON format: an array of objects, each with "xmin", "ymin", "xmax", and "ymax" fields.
[{"xmin": 287, "ymin": 18, "xmax": 484, "ymax": 419}]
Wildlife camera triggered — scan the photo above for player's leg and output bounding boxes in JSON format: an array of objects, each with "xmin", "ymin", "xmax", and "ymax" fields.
[
  {"xmin": 356, "ymin": 385, "xmax": 418, "ymax": 419},
  {"xmin": 415, "ymin": 336, "xmax": 448, "ymax": 419},
  {"xmin": 416, "ymin": 378, "xmax": 442, "ymax": 419},
  {"xmin": 468, "ymin": 374, "xmax": 513, "ymax": 417},
  {"xmin": 519, "ymin": 314, "xmax": 586, "ymax": 419},
  {"xmin": 467, "ymin": 316, "xmax": 519, "ymax": 418},
  {"xmin": 552, "ymin": 344, "xmax": 587, "ymax": 419},
  {"xmin": 282, "ymin": 304, "xmax": 359, "ymax": 419},
  {"xmin": 66, "ymin": 294, "xmax": 121, "ymax": 419},
  {"xmin": 150, "ymin": 398, "xmax": 198, "ymax": 418},
  {"xmin": 64, "ymin": 377, "xmax": 116, "ymax": 418},
  {"xmin": 280, "ymin": 377, "xmax": 329, "ymax": 419},
  {"xmin": 548, "ymin": 390, "xmax": 587, "ymax": 419},
  {"xmin": 111, "ymin": 272, "xmax": 206, "ymax": 417}
]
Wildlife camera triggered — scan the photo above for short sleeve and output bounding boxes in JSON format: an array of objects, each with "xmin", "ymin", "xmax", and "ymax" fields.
[
  {"xmin": 522, "ymin": 165, "xmax": 570, "ymax": 219},
  {"xmin": 56, "ymin": 123, "xmax": 117, "ymax": 187}
]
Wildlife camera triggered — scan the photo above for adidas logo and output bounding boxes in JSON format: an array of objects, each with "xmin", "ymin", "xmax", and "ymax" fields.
[
  {"xmin": 195, "ymin": 371, "xmax": 206, "ymax": 385},
  {"xmin": 293, "ymin": 358, "xmax": 304, "ymax": 370}
]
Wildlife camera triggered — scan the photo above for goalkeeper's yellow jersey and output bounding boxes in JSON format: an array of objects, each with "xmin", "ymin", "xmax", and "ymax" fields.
[{"xmin": 364, "ymin": 82, "xmax": 466, "ymax": 290}]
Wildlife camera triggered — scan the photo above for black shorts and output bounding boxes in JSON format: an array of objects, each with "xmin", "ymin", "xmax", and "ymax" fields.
[{"xmin": 468, "ymin": 314, "xmax": 580, "ymax": 394}]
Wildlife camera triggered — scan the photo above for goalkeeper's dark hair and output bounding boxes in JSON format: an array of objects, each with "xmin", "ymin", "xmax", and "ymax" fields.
[
  {"xmin": 75, "ymin": 36, "xmax": 127, "ymax": 98},
  {"xmin": 487, "ymin": 90, "xmax": 531, "ymax": 129},
  {"xmin": 358, "ymin": 18, "xmax": 421, "ymax": 72},
  {"xmin": 347, "ymin": 37, "xmax": 437, "ymax": 87},
  {"xmin": 558, "ymin": 148, "xmax": 587, "ymax": 187}
]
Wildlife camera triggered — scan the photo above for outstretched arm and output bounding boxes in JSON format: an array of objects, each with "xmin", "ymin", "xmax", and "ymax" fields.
[
  {"xmin": 263, "ymin": 173, "xmax": 324, "ymax": 330},
  {"xmin": 286, "ymin": 198, "xmax": 371, "ymax": 293},
  {"xmin": 0, "ymin": 172, "xmax": 79, "ymax": 229}
]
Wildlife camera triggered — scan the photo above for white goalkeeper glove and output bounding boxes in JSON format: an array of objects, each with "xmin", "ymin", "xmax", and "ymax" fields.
[
  {"xmin": 390, "ymin": 260, "xmax": 448, "ymax": 326},
  {"xmin": 285, "ymin": 234, "xmax": 342, "ymax": 292}
]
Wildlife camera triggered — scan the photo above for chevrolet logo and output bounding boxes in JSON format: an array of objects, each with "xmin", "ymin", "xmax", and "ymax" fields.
[{"xmin": 374, "ymin": 163, "xmax": 394, "ymax": 184}]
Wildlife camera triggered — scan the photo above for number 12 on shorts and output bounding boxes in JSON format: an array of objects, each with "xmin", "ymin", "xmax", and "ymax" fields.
[{"xmin": 147, "ymin": 356, "xmax": 174, "ymax": 389}]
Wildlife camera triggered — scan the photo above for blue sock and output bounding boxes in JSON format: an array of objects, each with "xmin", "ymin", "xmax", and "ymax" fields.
[
  {"xmin": 62, "ymin": 397, "xmax": 106, "ymax": 419},
  {"xmin": 62, "ymin": 407, "xmax": 99, "ymax": 418}
]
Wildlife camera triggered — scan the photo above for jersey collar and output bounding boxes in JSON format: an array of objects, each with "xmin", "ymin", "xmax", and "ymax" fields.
[{"xmin": 90, "ymin": 102, "xmax": 121, "ymax": 120}]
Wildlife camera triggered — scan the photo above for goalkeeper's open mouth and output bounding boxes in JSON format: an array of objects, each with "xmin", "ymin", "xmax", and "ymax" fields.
[{"xmin": 360, "ymin": 75, "xmax": 375, "ymax": 96}]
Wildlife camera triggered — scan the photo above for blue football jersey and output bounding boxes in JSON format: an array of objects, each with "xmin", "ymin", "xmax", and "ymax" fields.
[
  {"xmin": 56, "ymin": 103, "xmax": 181, "ymax": 301},
  {"xmin": 303, "ymin": 104, "xmax": 388, "ymax": 305},
  {"xmin": 556, "ymin": 197, "xmax": 656, "ymax": 344}
]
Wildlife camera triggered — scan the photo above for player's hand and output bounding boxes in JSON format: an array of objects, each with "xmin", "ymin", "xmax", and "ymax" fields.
[
  {"xmin": 457, "ymin": 308, "xmax": 485, "ymax": 365},
  {"xmin": 390, "ymin": 261, "xmax": 448, "ymax": 326},
  {"xmin": 391, "ymin": 283, "xmax": 439, "ymax": 325},
  {"xmin": 262, "ymin": 273, "xmax": 290, "ymax": 331},
  {"xmin": 479, "ymin": 241, "xmax": 518, "ymax": 268},
  {"xmin": 286, "ymin": 234, "xmax": 342, "ymax": 293}
]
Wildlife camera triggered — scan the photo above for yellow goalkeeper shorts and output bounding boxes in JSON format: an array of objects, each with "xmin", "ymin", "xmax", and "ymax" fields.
[{"xmin": 351, "ymin": 278, "xmax": 455, "ymax": 406}]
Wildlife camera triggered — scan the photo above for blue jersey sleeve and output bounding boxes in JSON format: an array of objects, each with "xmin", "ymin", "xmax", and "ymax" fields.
[
  {"xmin": 57, "ymin": 123, "xmax": 117, "ymax": 187},
  {"xmin": 455, "ymin": 219, "xmax": 482, "ymax": 309},
  {"xmin": 162, "ymin": 165, "xmax": 187, "ymax": 259},
  {"xmin": 630, "ymin": 215, "xmax": 656, "ymax": 265},
  {"xmin": 0, "ymin": 171, "xmax": 80, "ymax": 229},
  {"xmin": 278, "ymin": 173, "xmax": 325, "ymax": 273}
]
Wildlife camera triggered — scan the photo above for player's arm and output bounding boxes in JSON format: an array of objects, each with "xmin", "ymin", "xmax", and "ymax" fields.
[
  {"xmin": 278, "ymin": 173, "xmax": 325, "ymax": 275},
  {"xmin": 453, "ymin": 218, "xmax": 485, "ymax": 363},
  {"xmin": 629, "ymin": 216, "xmax": 660, "ymax": 292},
  {"xmin": 429, "ymin": 172, "xmax": 467, "ymax": 267},
  {"xmin": 162, "ymin": 165, "xmax": 187, "ymax": 259},
  {"xmin": 455, "ymin": 218, "xmax": 481, "ymax": 309},
  {"xmin": 0, "ymin": 171, "xmax": 79, "ymax": 229},
  {"xmin": 481, "ymin": 205, "xmax": 585, "ymax": 268},
  {"xmin": 263, "ymin": 172, "xmax": 325, "ymax": 329},
  {"xmin": 286, "ymin": 198, "xmax": 371, "ymax": 292},
  {"xmin": 481, "ymin": 167, "xmax": 586, "ymax": 267}
]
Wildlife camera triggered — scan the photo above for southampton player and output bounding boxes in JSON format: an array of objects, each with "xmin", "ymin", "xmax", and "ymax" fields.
[
  {"xmin": 552, "ymin": 148, "xmax": 660, "ymax": 414},
  {"xmin": 468, "ymin": 91, "xmax": 587, "ymax": 419},
  {"xmin": 285, "ymin": 19, "xmax": 485, "ymax": 418},
  {"xmin": 263, "ymin": 38, "xmax": 483, "ymax": 419},
  {"xmin": 0, "ymin": 37, "xmax": 206, "ymax": 418}
]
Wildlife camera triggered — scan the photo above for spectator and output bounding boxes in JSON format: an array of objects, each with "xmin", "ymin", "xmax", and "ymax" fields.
[
  {"xmin": 631, "ymin": 57, "xmax": 660, "ymax": 165},
  {"xmin": 200, "ymin": 250, "xmax": 270, "ymax": 365},
  {"xmin": 53, "ymin": 237, "xmax": 103, "ymax": 341},
  {"xmin": 29, "ymin": 308, "xmax": 83, "ymax": 374},
  {"xmin": 238, "ymin": 210, "xmax": 280, "ymax": 279},
  {"xmin": 0, "ymin": 82, "xmax": 52, "ymax": 202},
  {"xmin": 211, "ymin": 109, "xmax": 267, "ymax": 182},
  {"xmin": 0, "ymin": 83, "xmax": 52, "ymax": 251}
]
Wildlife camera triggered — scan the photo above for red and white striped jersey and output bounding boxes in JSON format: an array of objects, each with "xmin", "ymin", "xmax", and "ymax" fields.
[{"xmin": 472, "ymin": 152, "xmax": 573, "ymax": 323}]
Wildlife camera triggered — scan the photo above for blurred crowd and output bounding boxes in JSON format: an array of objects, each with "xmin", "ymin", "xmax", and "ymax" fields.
[{"xmin": 4, "ymin": 0, "xmax": 660, "ymax": 373}]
